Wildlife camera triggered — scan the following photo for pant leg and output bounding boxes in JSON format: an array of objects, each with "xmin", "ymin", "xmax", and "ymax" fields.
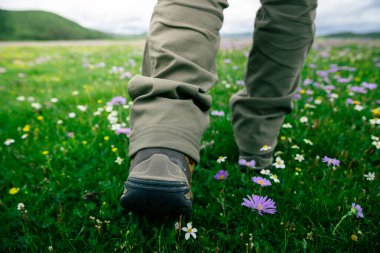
[
  {"xmin": 128, "ymin": 0, "xmax": 229, "ymax": 163},
  {"xmin": 230, "ymin": 0, "xmax": 317, "ymax": 168}
]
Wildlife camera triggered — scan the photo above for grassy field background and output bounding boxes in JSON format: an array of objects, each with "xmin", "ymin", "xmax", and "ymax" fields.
[{"xmin": 0, "ymin": 39, "xmax": 379, "ymax": 252}]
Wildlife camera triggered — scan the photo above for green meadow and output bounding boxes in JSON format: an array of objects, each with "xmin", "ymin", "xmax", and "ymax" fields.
[{"xmin": 0, "ymin": 39, "xmax": 379, "ymax": 252}]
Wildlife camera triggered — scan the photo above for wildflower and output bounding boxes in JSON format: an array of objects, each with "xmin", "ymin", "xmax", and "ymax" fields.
[
  {"xmin": 31, "ymin": 103, "xmax": 42, "ymax": 110},
  {"xmin": 238, "ymin": 159, "xmax": 256, "ymax": 168},
  {"xmin": 322, "ymin": 156, "xmax": 340, "ymax": 167},
  {"xmin": 50, "ymin": 98, "xmax": 58, "ymax": 103},
  {"xmin": 242, "ymin": 195, "xmax": 277, "ymax": 216},
  {"xmin": 66, "ymin": 132, "xmax": 74, "ymax": 138},
  {"xmin": 216, "ymin": 156, "xmax": 227, "ymax": 163},
  {"xmin": 182, "ymin": 223, "xmax": 197, "ymax": 240},
  {"xmin": 112, "ymin": 147, "xmax": 117, "ymax": 152},
  {"xmin": 211, "ymin": 110, "xmax": 225, "ymax": 117},
  {"xmin": 104, "ymin": 136, "xmax": 109, "ymax": 141},
  {"xmin": 115, "ymin": 157, "xmax": 123, "ymax": 165},
  {"xmin": 9, "ymin": 187, "xmax": 20, "ymax": 195},
  {"xmin": 72, "ymin": 90, "xmax": 79, "ymax": 96},
  {"xmin": 300, "ymin": 116, "xmax": 308, "ymax": 123},
  {"xmin": 68, "ymin": 112, "xmax": 76, "ymax": 118},
  {"xmin": 282, "ymin": 123, "xmax": 292, "ymax": 128},
  {"xmin": 351, "ymin": 234, "xmax": 358, "ymax": 241},
  {"xmin": 260, "ymin": 145, "xmax": 272, "ymax": 151},
  {"xmin": 364, "ymin": 172, "xmax": 375, "ymax": 181},
  {"xmin": 108, "ymin": 96, "xmax": 126, "ymax": 105},
  {"xmin": 372, "ymin": 140, "xmax": 380, "ymax": 149},
  {"xmin": 17, "ymin": 203, "xmax": 25, "ymax": 211},
  {"xmin": 214, "ymin": 170, "xmax": 228, "ymax": 180},
  {"xmin": 174, "ymin": 222, "xmax": 180, "ymax": 231},
  {"xmin": 252, "ymin": 176, "xmax": 272, "ymax": 187},
  {"xmin": 273, "ymin": 157, "xmax": 285, "ymax": 169},
  {"xmin": 21, "ymin": 134, "xmax": 28, "ymax": 139},
  {"xmin": 41, "ymin": 151, "xmax": 49, "ymax": 155},
  {"xmin": 303, "ymin": 139, "xmax": 313, "ymax": 145},
  {"xmin": 291, "ymin": 145, "xmax": 300, "ymax": 149},
  {"xmin": 260, "ymin": 169, "xmax": 270, "ymax": 175},
  {"xmin": 354, "ymin": 105, "xmax": 364, "ymax": 111},
  {"xmin": 48, "ymin": 246, "xmax": 53, "ymax": 252},
  {"xmin": 23, "ymin": 125, "xmax": 30, "ymax": 132},
  {"xmin": 369, "ymin": 118, "xmax": 380, "ymax": 125},
  {"xmin": 115, "ymin": 127, "xmax": 131, "ymax": 136},
  {"xmin": 17, "ymin": 96, "xmax": 26, "ymax": 101},
  {"xmin": 57, "ymin": 120, "xmax": 63, "ymax": 125},
  {"xmin": 37, "ymin": 115, "xmax": 43, "ymax": 121},
  {"xmin": 77, "ymin": 105, "xmax": 87, "ymax": 112},
  {"xmin": 4, "ymin": 138, "xmax": 15, "ymax": 146},
  {"xmin": 295, "ymin": 154, "xmax": 305, "ymax": 162},
  {"xmin": 269, "ymin": 173, "xmax": 280, "ymax": 183},
  {"xmin": 351, "ymin": 203, "xmax": 364, "ymax": 218}
]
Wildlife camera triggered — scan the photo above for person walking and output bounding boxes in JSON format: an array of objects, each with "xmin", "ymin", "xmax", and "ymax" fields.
[{"xmin": 120, "ymin": 0, "xmax": 317, "ymax": 216}]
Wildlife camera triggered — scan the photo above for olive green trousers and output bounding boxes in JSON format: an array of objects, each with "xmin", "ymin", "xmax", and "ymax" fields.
[{"xmin": 128, "ymin": 0, "xmax": 317, "ymax": 167}]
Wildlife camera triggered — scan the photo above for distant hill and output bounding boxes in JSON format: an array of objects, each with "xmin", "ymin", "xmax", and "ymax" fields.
[
  {"xmin": 0, "ymin": 9, "xmax": 112, "ymax": 40},
  {"xmin": 324, "ymin": 32, "xmax": 380, "ymax": 39}
]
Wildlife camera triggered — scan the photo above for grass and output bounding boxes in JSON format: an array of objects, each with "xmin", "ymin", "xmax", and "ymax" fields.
[{"xmin": 0, "ymin": 39, "xmax": 379, "ymax": 252}]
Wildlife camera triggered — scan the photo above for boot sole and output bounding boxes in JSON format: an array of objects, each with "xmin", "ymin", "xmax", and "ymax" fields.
[{"xmin": 120, "ymin": 177, "xmax": 192, "ymax": 217}]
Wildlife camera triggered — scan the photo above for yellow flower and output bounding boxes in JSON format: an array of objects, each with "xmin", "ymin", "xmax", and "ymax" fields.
[
  {"xmin": 97, "ymin": 99, "xmax": 103, "ymax": 104},
  {"xmin": 300, "ymin": 89, "xmax": 306, "ymax": 95},
  {"xmin": 280, "ymin": 136, "xmax": 286, "ymax": 141},
  {"xmin": 37, "ymin": 115, "xmax": 43, "ymax": 121},
  {"xmin": 296, "ymin": 167, "xmax": 302, "ymax": 172},
  {"xmin": 82, "ymin": 141, "xmax": 87, "ymax": 145},
  {"xmin": 372, "ymin": 108, "xmax": 380, "ymax": 116},
  {"xmin": 112, "ymin": 147, "xmax": 118, "ymax": 152},
  {"xmin": 351, "ymin": 234, "xmax": 358, "ymax": 241},
  {"xmin": 23, "ymin": 124, "xmax": 30, "ymax": 132},
  {"xmin": 9, "ymin": 187, "xmax": 20, "ymax": 195},
  {"xmin": 104, "ymin": 136, "xmax": 109, "ymax": 141},
  {"xmin": 42, "ymin": 150, "xmax": 49, "ymax": 155}
]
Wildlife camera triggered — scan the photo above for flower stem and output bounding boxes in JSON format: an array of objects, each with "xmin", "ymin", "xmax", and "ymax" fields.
[{"xmin": 332, "ymin": 213, "xmax": 350, "ymax": 235}]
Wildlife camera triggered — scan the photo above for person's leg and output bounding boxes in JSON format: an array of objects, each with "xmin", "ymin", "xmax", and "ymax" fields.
[
  {"xmin": 121, "ymin": 0, "xmax": 228, "ymax": 216},
  {"xmin": 230, "ymin": 0, "xmax": 318, "ymax": 168},
  {"xmin": 128, "ymin": 0, "xmax": 229, "ymax": 163}
]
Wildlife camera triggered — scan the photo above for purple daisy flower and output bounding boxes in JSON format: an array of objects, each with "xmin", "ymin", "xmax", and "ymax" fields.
[
  {"xmin": 238, "ymin": 159, "xmax": 256, "ymax": 168},
  {"xmin": 214, "ymin": 170, "xmax": 228, "ymax": 181},
  {"xmin": 322, "ymin": 156, "xmax": 340, "ymax": 167},
  {"xmin": 115, "ymin": 127, "xmax": 131, "ymax": 136},
  {"xmin": 242, "ymin": 195, "xmax": 277, "ymax": 216},
  {"xmin": 211, "ymin": 110, "xmax": 225, "ymax": 117},
  {"xmin": 252, "ymin": 176, "xmax": 272, "ymax": 187},
  {"xmin": 108, "ymin": 96, "xmax": 126, "ymax": 105},
  {"xmin": 351, "ymin": 203, "xmax": 364, "ymax": 218}
]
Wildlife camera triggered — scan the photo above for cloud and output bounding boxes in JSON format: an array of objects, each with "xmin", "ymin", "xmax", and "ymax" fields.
[{"xmin": 0, "ymin": 0, "xmax": 379, "ymax": 35}]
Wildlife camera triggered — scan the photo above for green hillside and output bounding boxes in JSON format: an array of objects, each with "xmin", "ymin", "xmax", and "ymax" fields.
[
  {"xmin": 325, "ymin": 31, "xmax": 380, "ymax": 39},
  {"xmin": 0, "ymin": 9, "xmax": 112, "ymax": 40}
]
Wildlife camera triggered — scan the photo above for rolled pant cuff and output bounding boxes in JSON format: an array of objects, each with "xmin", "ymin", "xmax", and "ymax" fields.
[{"xmin": 128, "ymin": 126, "xmax": 201, "ymax": 163}]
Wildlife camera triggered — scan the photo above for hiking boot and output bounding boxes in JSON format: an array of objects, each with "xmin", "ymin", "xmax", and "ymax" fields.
[{"xmin": 120, "ymin": 148, "xmax": 195, "ymax": 217}]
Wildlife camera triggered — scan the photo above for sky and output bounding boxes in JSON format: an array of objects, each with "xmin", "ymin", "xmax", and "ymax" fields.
[{"xmin": 0, "ymin": 0, "xmax": 379, "ymax": 35}]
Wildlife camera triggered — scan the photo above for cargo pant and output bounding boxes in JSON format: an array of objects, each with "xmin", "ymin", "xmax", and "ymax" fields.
[{"xmin": 127, "ymin": 0, "xmax": 317, "ymax": 168}]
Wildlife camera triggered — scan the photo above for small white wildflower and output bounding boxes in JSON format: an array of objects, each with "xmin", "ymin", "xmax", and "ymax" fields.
[
  {"xmin": 373, "ymin": 141, "xmax": 380, "ymax": 149},
  {"xmin": 295, "ymin": 154, "xmax": 305, "ymax": 162},
  {"xmin": 68, "ymin": 112, "xmax": 76, "ymax": 118},
  {"xmin": 314, "ymin": 99, "xmax": 322, "ymax": 105},
  {"xmin": 354, "ymin": 104, "xmax": 364, "ymax": 111},
  {"xmin": 269, "ymin": 173, "xmax": 280, "ymax": 183},
  {"xmin": 17, "ymin": 203, "xmax": 25, "ymax": 211},
  {"xmin": 371, "ymin": 135, "xmax": 379, "ymax": 141},
  {"xmin": 216, "ymin": 156, "xmax": 227, "ymax": 163},
  {"xmin": 291, "ymin": 145, "xmax": 300, "ymax": 149},
  {"xmin": 364, "ymin": 172, "xmax": 375, "ymax": 181},
  {"xmin": 50, "ymin": 98, "xmax": 59, "ymax": 103},
  {"xmin": 282, "ymin": 123, "xmax": 292, "ymax": 128},
  {"xmin": 260, "ymin": 169, "xmax": 270, "ymax": 175},
  {"xmin": 273, "ymin": 157, "xmax": 285, "ymax": 169},
  {"xmin": 31, "ymin": 103, "xmax": 42, "ymax": 110},
  {"xmin": 48, "ymin": 246, "xmax": 53, "ymax": 252},
  {"xmin": 115, "ymin": 157, "xmax": 123, "ymax": 165},
  {"xmin": 174, "ymin": 222, "xmax": 180, "ymax": 231},
  {"xmin": 77, "ymin": 105, "xmax": 87, "ymax": 112},
  {"xmin": 369, "ymin": 118, "xmax": 380, "ymax": 125},
  {"xmin": 304, "ymin": 139, "xmax": 313, "ymax": 145},
  {"xmin": 72, "ymin": 90, "xmax": 79, "ymax": 96},
  {"xmin": 4, "ymin": 139, "xmax": 15, "ymax": 146},
  {"xmin": 17, "ymin": 96, "xmax": 26, "ymax": 101},
  {"xmin": 57, "ymin": 119, "xmax": 63, "ymax": 125},
  {"xmin": 260, "ymin": 145, "xmax": 272, "ymax": 151},
  {"xmin": 182, "ymin": 223, "xmax": 197, "ymax": 240},
  {"xmin": 300, "ymin": 116, "xmax": 308, "ymax": 123},
  {"xmin": 21, "ymin": 134, "xmax": 28, "ymax": 139}
]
